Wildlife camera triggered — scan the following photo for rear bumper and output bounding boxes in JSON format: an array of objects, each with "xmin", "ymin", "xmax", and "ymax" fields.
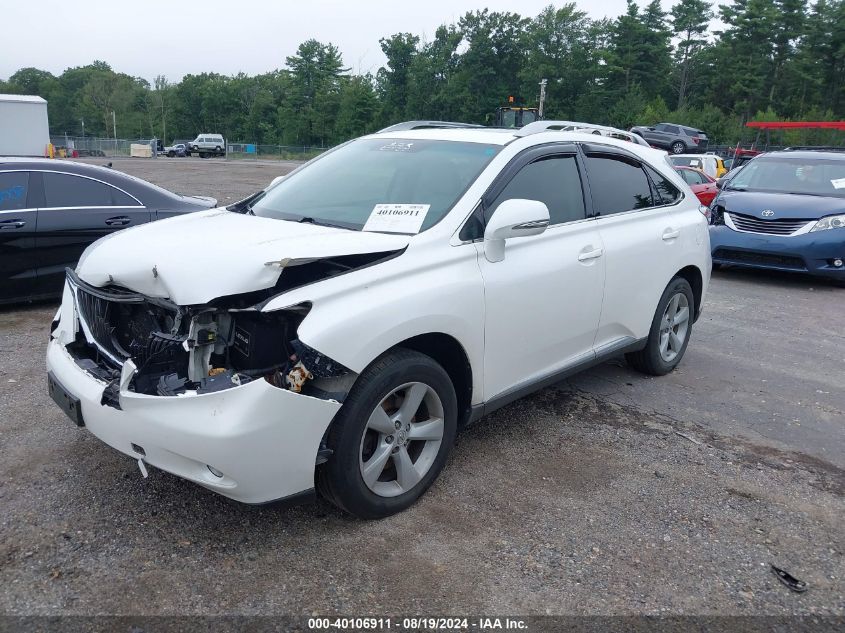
[
  {"xmin": 46, "ymin": 285, "xmax": 342, "ymax": 503},
  {"xmin": 710, "ymin": 225, "xmax": 845, "ymax": 279}
]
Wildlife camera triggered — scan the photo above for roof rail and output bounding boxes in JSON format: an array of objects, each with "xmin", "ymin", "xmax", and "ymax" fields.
[
  {"xmin": 376, "ymin": 121, "xmax": 484, "ymax": 133},
  {"xmin": 781, "ymin": 146, "xmax": 845, "ymax": 152},
  {"xmin": 514, "ymin": 120, "xmax": 652, "ymax": 147},
  {"xmin": 515, "ymin": 120, "xmax": 629, "ymax": 137}
]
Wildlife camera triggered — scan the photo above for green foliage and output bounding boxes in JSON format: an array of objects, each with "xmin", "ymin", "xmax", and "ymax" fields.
[{"xmin": 3, "ymin": 1, "xmax": 845, "ymax": 146}]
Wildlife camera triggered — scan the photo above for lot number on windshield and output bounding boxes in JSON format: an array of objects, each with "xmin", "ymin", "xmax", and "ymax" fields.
[{"xmin": 363, "ymin": 203, "xmax": 430, "ymax": 234}]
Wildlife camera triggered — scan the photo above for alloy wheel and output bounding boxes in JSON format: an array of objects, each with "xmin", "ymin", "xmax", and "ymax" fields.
[
  {"xmin": 358, "ymin": 382, "xmax": 444, "ymax": 498},
  {"xmin": 658, "ymin": 292, "xmax": 690, "ymax": 362}
]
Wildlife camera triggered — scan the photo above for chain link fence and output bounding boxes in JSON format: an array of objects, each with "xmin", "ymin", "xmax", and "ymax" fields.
[
  {"xmin": 49, "ymin": 136, "xmax": 326, "ymax": 161},
  {"xmin": 225, "ymin": 142, "xmax": 325, "ymax": 161},
  {"xmin": 50, "ymin": 135, "xmax": 141, "ymax": 157}
]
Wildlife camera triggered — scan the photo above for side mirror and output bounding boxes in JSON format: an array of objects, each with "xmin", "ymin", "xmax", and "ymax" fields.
[
  {"xmin": 484, "ymin": 198, "xmax": 550, "ymax": 263},
  {"xmin": 715, "ymin": 178, "xmax": 724, "ymax": 190}
]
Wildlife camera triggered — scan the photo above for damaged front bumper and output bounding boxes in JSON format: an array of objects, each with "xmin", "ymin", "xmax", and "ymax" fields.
[{"xmin": 47, "ymin": 279, "xmax": 343, "ymax": 504}]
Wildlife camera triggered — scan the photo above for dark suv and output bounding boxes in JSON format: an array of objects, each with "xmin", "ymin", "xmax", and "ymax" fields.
[{"xmin": 630, "ymin": 123, "xmax": 709, "ymax": 154}]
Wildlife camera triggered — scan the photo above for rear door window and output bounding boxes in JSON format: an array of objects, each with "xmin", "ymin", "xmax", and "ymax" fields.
[
  {"xmin": 663, "ymin": 125, "xmax": 680, "ymax": 135},
  {"xmin": 583, "ymin": 153, "xmax": 654, "ymax": 215},
  {"xmin": 0, "ymin": 172, "xmax": 30, "ymax": 211},
  {"xmin": 43, "ymin": 173, "xmax": 136, "ymax": 207}
]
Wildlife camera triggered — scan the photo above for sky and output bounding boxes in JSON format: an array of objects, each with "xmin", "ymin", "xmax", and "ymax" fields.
[{"xmin": 1, "ymin": 0, "xmax": 684, "ymax": 83}]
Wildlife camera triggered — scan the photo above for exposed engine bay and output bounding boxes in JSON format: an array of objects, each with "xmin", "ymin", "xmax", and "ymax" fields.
[{"xmin": 63, "ymin": 266, "xmax": 360, "ymax": 408}]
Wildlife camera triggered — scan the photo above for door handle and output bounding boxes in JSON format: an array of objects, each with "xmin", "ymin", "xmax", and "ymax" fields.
[
  {"xmin": 0, "ymin": 220, "xmax": 25, "ymax": 230},
  {"xmin": 105, "ymin": 216, "xmax": 131, "ymax": 226},
  {"xmin": 662, "ymin": 228, "xmax": 681, "ymax": 240},
  {"xmin": 578, "ymin": 247, "xmax": 604, "ymax": 262}
]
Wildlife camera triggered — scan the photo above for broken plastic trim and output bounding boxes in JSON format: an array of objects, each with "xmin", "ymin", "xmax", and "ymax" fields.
[
  {"xmin": 207, "ymin": 248, "xmax": 407, "ymax": 311},
  {"xmin": 771, "ymin": 564, "xmax": 808, "ymax": 593}
]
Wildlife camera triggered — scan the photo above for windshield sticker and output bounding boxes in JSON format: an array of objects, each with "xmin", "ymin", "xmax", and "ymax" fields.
[
  {"xmin": 363, "ymin": 204, "xmax": 430, "ymax": 234},
  {"xmin": 379, "ymin": 141, "xmax": 416, "ymax": 152},
  {"xmin": 831, "ymin": 178, "xmax": 845, "ymax": 189}
]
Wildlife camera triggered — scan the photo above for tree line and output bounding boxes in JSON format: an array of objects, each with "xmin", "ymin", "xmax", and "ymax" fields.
[{"xmin": 2, "ymin": 0, "xmax": 844, "ymax": 148}]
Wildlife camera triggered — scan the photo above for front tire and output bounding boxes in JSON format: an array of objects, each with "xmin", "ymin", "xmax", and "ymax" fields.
[
  {"xmin": 671, "ymin": 141, "xmax": 686, "ymax": 154},
  {"xmin": 626, "ymin": 277, "xmax": 694, "ymax": 376},
  {"xmin": 317, "ymin": 348, "xmax": 457, "ymax": 519}
]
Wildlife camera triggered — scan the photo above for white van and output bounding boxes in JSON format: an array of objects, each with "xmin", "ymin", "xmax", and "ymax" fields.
[{"xmin": 189, "ymin": 134, "xmax": 226, "ymax": 157}]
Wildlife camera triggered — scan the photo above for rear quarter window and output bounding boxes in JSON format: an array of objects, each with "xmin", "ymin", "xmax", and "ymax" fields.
[
  {"xmin": 43, "ymin": 173, "xmax": 136, "ymax": 207},
  {"xmin": 646, "ymin": 166, "xmax": 683, "ymax": 204}
]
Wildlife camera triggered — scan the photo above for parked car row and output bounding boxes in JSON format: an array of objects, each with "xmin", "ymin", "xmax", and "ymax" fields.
[{"xmin": 159, "ymin": 134, "xmax": 226, "ymax": 158}]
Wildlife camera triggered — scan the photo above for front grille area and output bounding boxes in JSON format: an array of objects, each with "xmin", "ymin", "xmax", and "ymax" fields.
[
  {"xmin": 75, "ymin": 285, "xmax": 179, "ymax": 364},
  {"xmin": 726, "ymin": 212, "xmax": 811, "ymax": 236},
  {"xmin": 713, "ymin": 248, "xmax": 806, "ymax": 270}
]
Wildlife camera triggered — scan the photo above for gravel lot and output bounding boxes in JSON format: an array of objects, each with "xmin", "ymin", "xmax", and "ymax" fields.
[{"xmin": 0, "ymin": 159, "xmax": 842, "ymax": 618}]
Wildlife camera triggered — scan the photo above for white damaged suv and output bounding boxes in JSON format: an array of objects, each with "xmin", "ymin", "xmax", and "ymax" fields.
[{"xmin": 47, "ymin": 121, "xmax": 711, "ymax": 518}]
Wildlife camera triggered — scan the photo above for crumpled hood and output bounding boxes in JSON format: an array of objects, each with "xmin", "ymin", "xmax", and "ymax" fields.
[
  {"xmin": 717, "ymin": 190, "xmax": 845, "ymax": 220},
  {"xmin": 76, "ymin": 209, "xmax": 410, "ymax": 305}
]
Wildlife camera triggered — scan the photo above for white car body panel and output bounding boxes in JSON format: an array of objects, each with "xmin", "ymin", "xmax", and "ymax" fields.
[
  {"xmin": 268, "ymin": 239, "xmax": 487, "ymax": 404},
  {"xmin": 476, "ymin": 219, "xmax": 605, "ymax": 400},
  {"xmin": 76, "ymin": 208, "xmax": 410, "ymax": 305},
  {"xmin": 47, "ymin": 126, "xmax": 710, "ymax": 504},
  {"xmin": 593, "ymin": 204, "xmax": 709, "ymax": 346}
]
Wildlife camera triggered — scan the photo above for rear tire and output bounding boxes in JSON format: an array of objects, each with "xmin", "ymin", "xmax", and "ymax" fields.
[
  {"xmin": 671, "ymin": 141, "xmax": 686, "ymax": 154},
  {"xmin": 626, "ymin": 277, "xmax": 694, "ymax": 376},
  {"xmin": 317, "ymin": 348, "xmax": 457, "ymax": 519}
]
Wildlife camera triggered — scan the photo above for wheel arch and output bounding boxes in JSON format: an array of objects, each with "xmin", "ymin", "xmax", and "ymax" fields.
[
  {"xmin": 394, "ymin": 333, "xmax": 473, "ymax": 427},
  {"xmin": 675, "ymin": 264, "xmax": 703, "ymax": 321}
]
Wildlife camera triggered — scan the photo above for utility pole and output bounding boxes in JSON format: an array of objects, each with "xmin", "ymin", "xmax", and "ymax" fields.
[
  {"xmin": 112, "ymin": 111, "xmax": 117, "ymax": 139},
  {"xmin": 81, "ymin": 118, "xmax": 84, "ymax": 138},
  {"xmin": 538, "ymin": 78, "xmax": 548, "ymax": 120}
]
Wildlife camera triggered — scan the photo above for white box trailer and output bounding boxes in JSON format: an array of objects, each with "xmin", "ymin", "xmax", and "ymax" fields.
[{"xmin": 0, "ymin": 94, "xmax": 50, "ymax": 156}]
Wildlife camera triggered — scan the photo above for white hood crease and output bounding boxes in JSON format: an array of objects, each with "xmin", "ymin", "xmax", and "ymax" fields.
[{"xmin": 76, "ymin": 209, "xmax": 410, "ymax": 305}]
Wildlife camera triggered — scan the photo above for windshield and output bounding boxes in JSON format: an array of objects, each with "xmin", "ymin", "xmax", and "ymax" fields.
[
  {"xmin": 249, "ymin": 138, "xmax": 501, "ymax": 233},
  {"xmin": 727, "ymin": 156, "xmax": 845, "ymax": 197}
]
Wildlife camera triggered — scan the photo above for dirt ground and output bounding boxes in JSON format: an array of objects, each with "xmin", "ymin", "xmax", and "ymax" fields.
[{"xmin": 0, "ymin": 158, "xmax": 842, "ymax": 619}]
